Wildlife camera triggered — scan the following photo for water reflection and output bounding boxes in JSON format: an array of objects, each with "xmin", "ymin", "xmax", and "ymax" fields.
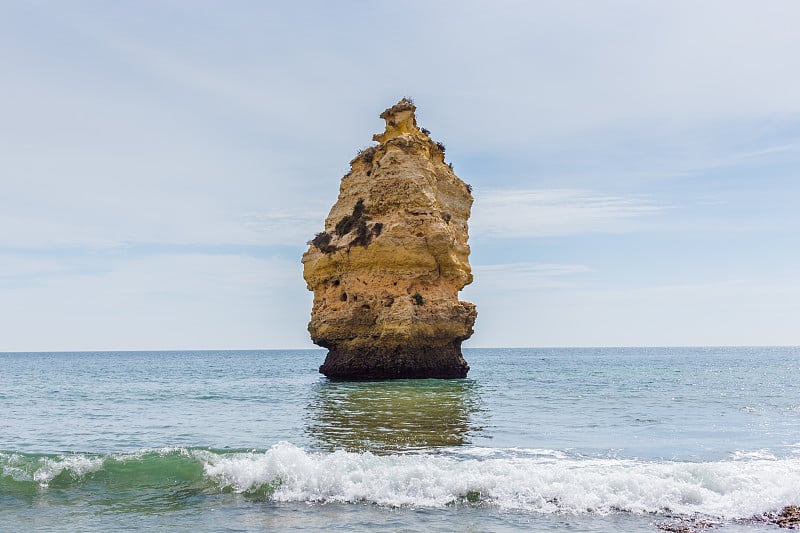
[{"xmin": 305, "ymin": 379, "xmax": 486, "ymax": 453}]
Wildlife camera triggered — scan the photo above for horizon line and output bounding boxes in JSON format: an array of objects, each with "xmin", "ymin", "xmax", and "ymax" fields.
[{"xmin": 2, "ymin": 345, "xmax": 799, "ymax": 355}]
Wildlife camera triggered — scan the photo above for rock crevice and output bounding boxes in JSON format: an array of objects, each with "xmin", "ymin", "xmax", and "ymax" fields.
[{"xmin": 302, "ymin": 99, "xmax": 476, "ymax": 380}]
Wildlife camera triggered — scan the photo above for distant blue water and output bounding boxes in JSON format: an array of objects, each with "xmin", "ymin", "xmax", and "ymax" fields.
[{"xmin": 2, "ymin": 347, "xmax": 799, "ymax": 532}]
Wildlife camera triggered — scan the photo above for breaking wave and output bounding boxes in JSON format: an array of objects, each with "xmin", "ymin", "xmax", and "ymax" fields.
[{"xmin": 3, "ymin": 442, "xmax": 799, "ymax": 518}]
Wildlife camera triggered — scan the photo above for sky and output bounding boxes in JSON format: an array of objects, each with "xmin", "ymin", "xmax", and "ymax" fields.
[{"xmin": 2, "ymin": 0, "xmax": 799, "ymax": 351}]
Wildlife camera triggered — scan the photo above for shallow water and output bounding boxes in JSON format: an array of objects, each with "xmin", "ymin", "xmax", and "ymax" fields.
[{"xmin": 2, "ymin": 347, "xmax": 799, "ymax": 531}]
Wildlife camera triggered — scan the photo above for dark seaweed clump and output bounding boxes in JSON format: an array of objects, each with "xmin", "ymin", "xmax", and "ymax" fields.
[
  {"xmin": 357, "ymin": 146, "xmax": 376, "ymax": 165},
  {"xmin": 335, "ymin": 199, "xmax": 366, "ymax": 236},
  {"xmin": 335, "ymin": 199, "xmax": 382, "ymax": 248},
  {"xmin": 309, "ymin": 232, "xmax": 338, "ymax": 254}
]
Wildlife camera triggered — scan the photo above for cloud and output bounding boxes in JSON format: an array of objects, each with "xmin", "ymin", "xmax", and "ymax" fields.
[
  {"xmin": 13, "ymin": 0, "xmax": 800, "ymax": 159},
  {"xmin": 471, "ymin": 189, "xmax": 665, "ymax": 239},
  {"xmin": 1, "ymin": 1, "xmax": 797, "ymax": 351},
  {"xmin": 0, "ymin": 173, "xmax": 327, "ymax": 248},
  {"xmin": 242, "ymin": 211, "xmax": 327, "ymax": 247},
  {"xmin": 469, "ymin": 263, "xmax": 592, "ymax": 291},
  {"xmin": 0, "ymin": 252, "xmax": 313, "ymax": 351},
  {"xmin": 465, "ymin": 278, "xmax": 800, "ymax": 348},
  {"xmin": 0, "ymin": 254, "xmax": 76, "ymax": 283}
]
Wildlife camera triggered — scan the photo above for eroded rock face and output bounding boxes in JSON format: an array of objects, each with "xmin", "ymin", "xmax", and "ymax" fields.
[{"xmin": 302, "ymin": 99, "xmax": 476, "ymax": 380}]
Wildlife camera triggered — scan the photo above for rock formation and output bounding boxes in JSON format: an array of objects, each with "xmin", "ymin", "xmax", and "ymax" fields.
[
  {"xmin": 769, "ymin": 506, "xmax": 800, "ymax": 529},
  {"xmin": 302, "ymin": 98, "xmax": 476, "ymax": 380}
]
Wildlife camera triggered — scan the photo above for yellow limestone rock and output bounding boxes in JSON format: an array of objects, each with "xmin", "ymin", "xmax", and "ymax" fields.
[{"xmin": 302, "ymin": 98, "xmax": 476, "ymax": 379}]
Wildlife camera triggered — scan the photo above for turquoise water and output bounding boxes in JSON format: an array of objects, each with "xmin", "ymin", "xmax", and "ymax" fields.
[{"xmin": 2, "ymin": 347, "xmax": 799, "ymax": 531}]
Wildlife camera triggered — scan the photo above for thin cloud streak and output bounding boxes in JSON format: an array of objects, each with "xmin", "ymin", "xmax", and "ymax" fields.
[
  {"xmin": 0, "ymin": 252, "xmax": 311, "ymax": 351},
  {"xmin": 467, "ymin": 277, "xmax": 800, "ymax": 348},
  {"xmin": 242, "ymin": 211, "xmax": 328, "ymax": 247},
  {"xmin": 469, "ymin": 262, "xmax": 592, "ymax": 291},
  {"xmin": 471, "ymin": 189, "xmax": 666, "ymax": 239}
]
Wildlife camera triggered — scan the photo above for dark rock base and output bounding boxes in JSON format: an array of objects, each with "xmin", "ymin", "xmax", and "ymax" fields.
[{"xmin": 319, "ymin": 341, "xmax": 470, "ymax": 380}]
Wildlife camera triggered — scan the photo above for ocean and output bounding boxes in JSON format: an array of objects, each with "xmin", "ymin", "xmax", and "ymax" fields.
[{"xmin": 1, "ymin": 347, "xmax": 799, "ymax": 532}]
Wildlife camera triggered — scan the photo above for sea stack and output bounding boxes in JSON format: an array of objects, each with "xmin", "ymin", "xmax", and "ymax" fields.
[{"xmin": 302, "ymin": 98, "xmax": 477, "ymax": 380}]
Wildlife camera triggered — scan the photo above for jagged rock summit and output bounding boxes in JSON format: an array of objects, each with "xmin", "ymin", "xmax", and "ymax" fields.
[{"xmin": 302, "ymin": 98, "xmax": 476, "ymax": 380}]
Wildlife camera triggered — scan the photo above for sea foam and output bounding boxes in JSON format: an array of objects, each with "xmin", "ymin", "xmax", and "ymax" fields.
[
  {"xmin": 4, "ymin": 443, "xmax": 799, "ymax": 518},
  {"xmin": 201, "ymin": 442, "xmax": 800, "ymax": 517}
]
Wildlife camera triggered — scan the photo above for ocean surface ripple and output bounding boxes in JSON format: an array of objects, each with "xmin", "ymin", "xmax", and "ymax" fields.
[{"xmin": 2, "ymin": 347, "xmax": 799, "ymax": 532}]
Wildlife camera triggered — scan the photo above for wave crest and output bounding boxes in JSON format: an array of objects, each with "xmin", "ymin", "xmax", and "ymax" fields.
[
  {"xmin": 3, "ymin": 443, "xmax": 800, "ymax": 518},
  {"xmin": 202, "ymin": 442, "xmax": 800, "ymax": 516}
]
